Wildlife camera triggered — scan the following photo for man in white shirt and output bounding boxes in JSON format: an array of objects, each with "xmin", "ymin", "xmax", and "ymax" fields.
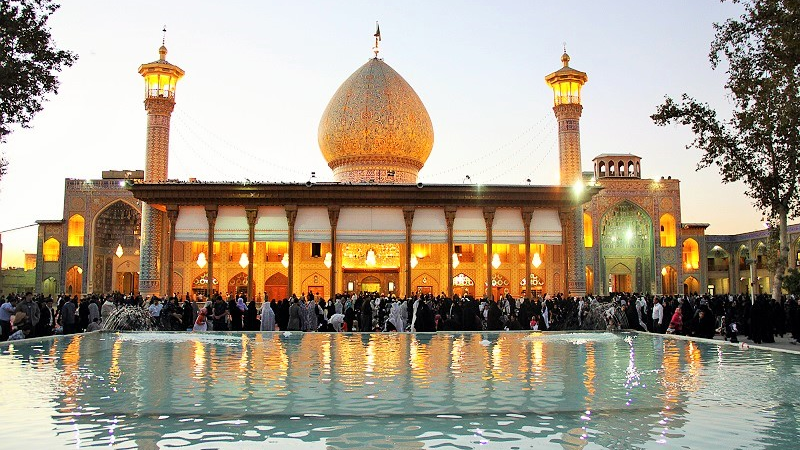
[{"xmin": 652, "ymin": 297, "xmax": 664, "ymax": 333}]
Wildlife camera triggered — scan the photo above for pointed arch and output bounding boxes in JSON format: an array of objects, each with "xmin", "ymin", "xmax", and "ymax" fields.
[
  {"xmin": 659, "ymin": 213, "xmax": 676, "ymax": 247},
  {"xmin": 43, "ymin": 237, "xmax": 60, "ymax": 262},
  {"xmin": 68, "ymin": 214, "xmax": 85, "ymax": 247},
  {"xmin": 682, "ymin": 238, "xmax": 699, "ymax": 270}
]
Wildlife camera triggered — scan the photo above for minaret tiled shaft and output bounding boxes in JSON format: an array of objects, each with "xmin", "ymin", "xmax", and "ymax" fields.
[
  {"xmin": 546, "ymin": 52, "xmax": 588, "ymax": 298},
  {"xmin": 138, "ymin": 98, "xmax": 174, "ymax": 296},
  {"xmin": 137, "ymin": 44, "xmax": 183, "ymax": 297}
]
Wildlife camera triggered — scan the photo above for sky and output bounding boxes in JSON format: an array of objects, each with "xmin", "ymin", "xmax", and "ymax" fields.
[{"xmin": 0, "ymin": 0, "xmax": 771, "ymax": 268}]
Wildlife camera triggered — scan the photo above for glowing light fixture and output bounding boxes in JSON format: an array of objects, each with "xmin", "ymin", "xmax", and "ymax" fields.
[
  {"xmin": 452, "ymin": 253, "xmax": 460, "ymax": 269},
  {"xmin": 281, "ymin": 253, "xmax": 289, "ymax": 268},
  {"xmin": 685, "ymin": 262, "xmax": 692, "ymax": 270},
  {"xmin": 366, "ymin": 249, "xmax": 377, "ymax": 267},
  {"xmin": 196, "ymin": 252, "xmax": 207, "ymax": 268},
  {"xmin": 239, "ymin": 252, "xmax": 249, "ymax": 269},
  {"xmin": 76, "ymin": 267, "xmax": 83, "ymax": 274},
  {"xmin": 532, "ymin": 252, "xmax": 542, "ymax": 268},
  {"xmin": 410, "ymin": 254, "xmax": 418, "ymax": 269},
  {"xmin": 115, "ymin": 244, "xmax": 124, "ymax": 258},
  {"xmin": 572, "ymin": 179, "xmax": 584, "ymax": 196},
  {"xmin": 324, "ymin": 252, "xmax": 332, "ymax": 268},
  {"xmin": 661, "ymin": 267, "xmax": 667, "ymax": 276},
  {"xmin": 492, "ymin": 253, "xmax": 501, "ymax": 269}
]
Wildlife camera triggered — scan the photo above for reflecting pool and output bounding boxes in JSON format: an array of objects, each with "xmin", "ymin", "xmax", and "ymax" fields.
[{"xmin": 1, "ymin": 331, "xmax": 799, "ymax": 449}]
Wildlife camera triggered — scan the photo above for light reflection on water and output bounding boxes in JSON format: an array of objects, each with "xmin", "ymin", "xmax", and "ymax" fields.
[{"xmin": 1, "ymin": 331, "xmax": 799, "ymax": 449}]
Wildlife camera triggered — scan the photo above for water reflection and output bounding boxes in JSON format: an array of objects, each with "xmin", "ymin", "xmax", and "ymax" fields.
[{"xmin": 1, "ymin": 331, "xmax": 799, "ymax": 449}]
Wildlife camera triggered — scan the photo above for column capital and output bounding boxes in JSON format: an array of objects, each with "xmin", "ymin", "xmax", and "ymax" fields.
[
  {"xmin": 445, "ymin": 206, "xmax": 457, "ymax": 227},
  {"xmin": 328, "ymin": 205, "xmax": 340, "ymax": 228},
  {"xmin": 166, "ymin": 204, "xmax": 179, "ymax": 222},
  {"xmin": 285, "ymin": 205, "xmax": 298, "ymax": 227},
  {"xmin": 245, "ymin": 208, "xmax": 258, "ymax": 227},
  {"xmin": 403, "ymin": 207, "xmax": 415, "ymax": 229},
  {"xmin": 483, "ymin": 207, "xmax": 496, "ymax": 228}
]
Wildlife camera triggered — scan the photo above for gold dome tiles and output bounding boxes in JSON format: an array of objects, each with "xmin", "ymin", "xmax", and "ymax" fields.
[{"xmin": 319, "ymin": 58, "xmax": 434, "ymax": 183}]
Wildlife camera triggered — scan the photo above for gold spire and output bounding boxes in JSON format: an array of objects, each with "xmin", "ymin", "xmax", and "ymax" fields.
[
  {"xmin": 372, "ymin": 21, "xmax": 381, "ymax": 58},
  {"xmin": 561, "ymin": 42, "xmax": 570, "ymax": 67},
  {"xmin": 159, "ymin": 26, "xmax": 167, "ymax": 60}
]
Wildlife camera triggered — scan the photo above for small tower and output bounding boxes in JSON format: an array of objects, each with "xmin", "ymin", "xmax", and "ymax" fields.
[
  {"xmin": 546, "ymin": 51, "xmax": 588, "ymax": 298},
  {"xmin": 545, "ymin": 51, "xmax": 588, "ymax": 187},
  {"xmin": 137, "ymin": 40, "xmax": 184, "ymax": 296}
]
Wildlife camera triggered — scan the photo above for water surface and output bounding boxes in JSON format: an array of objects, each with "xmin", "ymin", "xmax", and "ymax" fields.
[{"xmin": 1, "ymin": 331, "xmax": 799, "ymax": 449}]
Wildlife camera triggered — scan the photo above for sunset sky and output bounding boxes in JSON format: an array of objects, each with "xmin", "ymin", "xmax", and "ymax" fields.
[{"xmin": 1, "ymin": 0, "xmax": 774, "ymax": 268}]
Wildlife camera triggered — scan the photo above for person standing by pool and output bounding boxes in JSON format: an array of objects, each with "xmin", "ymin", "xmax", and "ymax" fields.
[
  {"xmin": 212, "ymin": 296, "xmax": 228, "ymax": 331},
  {"xmin": 287, "ymin": 297, "xmax": 301, "ymax": 331},
  {"xmin": 652, "ymin": 297, "xmax": 664, "ymax": 333},
  {"xmin": 60, "ymin": 296, "xmax": 77, "ymax": 335},
  {"xmin": 0, "ymin": 296, "xmax": 16, "ymax": 341},
  {"xmin": 260, "ymin": 300, "xmax": 276, "ymax": 331}
]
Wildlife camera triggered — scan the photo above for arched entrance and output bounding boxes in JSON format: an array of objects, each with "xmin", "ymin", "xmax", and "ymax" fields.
[
  {"xmin": 487, "ymin": 273, "xmax": 510, "ymax": 300},
  {"xmin": 42, "ymin": 277, "xmax": 57, "ymax": 296},
  {"xmin": 684, "ymin": 276, "xmax": 700, "ymax": 295},
  {"xmin": 453, "ymin": 273, "xmax": 474, "ymax": 297},
  {"xmin": 661, "ymin": 265, "xmax": 677, "ymax": 295},
  {"xmin": 192, "ymin": 272, "xmax": 218, "ymax": 297},
  {"xmin": 599, "ymin": 201, "xmax": 654, "ymax": 294},
  {"xmin": 92, "ymin": 200, "xmax": 141, "ymax": 294},
  {"xmin": 412, "ymin": 273, "xmax": 438, "ymax": 295},
  {"xmin": 609, "ymin": 263, "xmax": 633, "ymax": 293},
  {"xmin": 264, "ymin": 272, "xmax": 288, "ymax": 301},
  {"xmin": 738, "ymin": 246, "xmax": 751, "ymax": 294},
  {"xmin": 227, "ymin": 272, "xmax": 248, "ymax": 296},
  {"xmin": 360, "ymin": 276, "xmax": 381, "ymax": 294},
  {"xmin": 66, "ymin": 266, "xmax": 83, "ymax": 295}
]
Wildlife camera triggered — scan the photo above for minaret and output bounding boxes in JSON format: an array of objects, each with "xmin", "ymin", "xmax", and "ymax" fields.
[
  {"xmin": 546, "ymin": 50, "xmax": 588, "ymax": 297},
  {"xmin": 137, "ymin": 37, "xmax": 184, "ymax": 297}
]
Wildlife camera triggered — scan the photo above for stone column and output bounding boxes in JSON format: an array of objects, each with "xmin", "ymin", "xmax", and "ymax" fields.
[
  {"xmin": 403, "ymin": 207, "xmax": 415, "ymax": 298},
  {"xmin": 484, "ymin": 208, "xmax": 495, "ymax": 299},
  {"xmin": 286, "ymin": 205, "xmax": 298, "ymax": 296},
  {"xmin": 328, "ymin": 206, "xmax": 340, "ymax": 296},
  {"xmin": 205, "ymin": 206, "xmax": 218, "ymax": 296},
  {"xmin": 246, "ymin": 208, "xmax": 258, "ymax": 301},
  {"xmin": 445, "ymin": 207, "xmax": 457, "ymax": 297},
  {"xmin": 165, "ymin": 205, "xmax": 179, "ymax": 297},
  {"xmin": 554, "ymin": 103, "xmax": 583, "ymax": 187},
  {"xmin": 522, "ymin": 209, "xmax": 533, "ymax": 300}
]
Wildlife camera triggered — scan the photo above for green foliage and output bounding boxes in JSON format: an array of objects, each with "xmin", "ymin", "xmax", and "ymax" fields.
[
  {"xmin": 0, "ymin": 0, "xmax": 77, "ymax": 176},
  {"xmin": 651, "ymin": 0, "xmax": 800, "ymax": 300},
  {"xmin": 783, "ymin": 268, "xmax": 800, "ymax": 295},
  {"xmin": 651, "ymin": 0, "xmax": 800, "ymax": 220}
]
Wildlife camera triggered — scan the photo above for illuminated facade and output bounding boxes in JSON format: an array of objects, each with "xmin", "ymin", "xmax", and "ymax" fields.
[
  {"xmin": 581, "ymin": 155, "xmax": 709, "ymax": 295},
  {"xmin": 34, "ymin": 171, "xmax": 144, "ymax": 296},
  {"xmin": 33, "ymin": 40, "xmax": 799, "ymax": 298}
]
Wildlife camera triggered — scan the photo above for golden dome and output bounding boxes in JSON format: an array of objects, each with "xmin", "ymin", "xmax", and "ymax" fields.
[{"xmin": 318, "ymin": 58, "xmax": 434, "ymax": 183}]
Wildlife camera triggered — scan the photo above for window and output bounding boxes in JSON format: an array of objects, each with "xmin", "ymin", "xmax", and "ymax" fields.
[
  {"xmin": 311, "ymin": 242, "xmax": 322, "ymax": 258},
  {"xmin": 68, "ymin": 214, "xmax": 85, "ymax": 247},
  {"xmin": 43, "ymin": 238, "xmax": 60, "ymax": 262},
  {"xmin": 682, "ymin": 238, "xmax": 699, "ymax": 270},
  {"xmin": 583, "ymin": 213, "xmax": 593, "ymax": 247},
  {"xmin": 659, "ymin": 214, "xmax": 676, "ymax": 247}
]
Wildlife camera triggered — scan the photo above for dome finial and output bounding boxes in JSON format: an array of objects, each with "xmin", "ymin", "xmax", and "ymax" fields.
[
  {"xmin": 372, "ymin": 21, "xmax": 381, "ymax": 58},
  {"xmin": 561, "ymin": 42, "xmax": 570, "ymax": 67},
  {"xmin": 159, "ymin": 25, "xmax": 168, "ymax": 60}
]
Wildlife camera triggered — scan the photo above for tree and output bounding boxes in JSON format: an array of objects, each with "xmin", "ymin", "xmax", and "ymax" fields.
[
  {"xmin": 784, "ymin": 268, "xmax": 800, "ymax": 296},
  {"xmin": 652, "ymin": 0, "xmax": 800, "ymax": 302},
  {"xmin": 0, "ymin": 0, "xmax": 77, "ymax": 178}
]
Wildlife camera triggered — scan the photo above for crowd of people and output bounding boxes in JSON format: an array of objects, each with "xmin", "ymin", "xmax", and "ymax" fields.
[{"xmin": 2, "ymin": 290, "xmax": 799, "ymax": 346}]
